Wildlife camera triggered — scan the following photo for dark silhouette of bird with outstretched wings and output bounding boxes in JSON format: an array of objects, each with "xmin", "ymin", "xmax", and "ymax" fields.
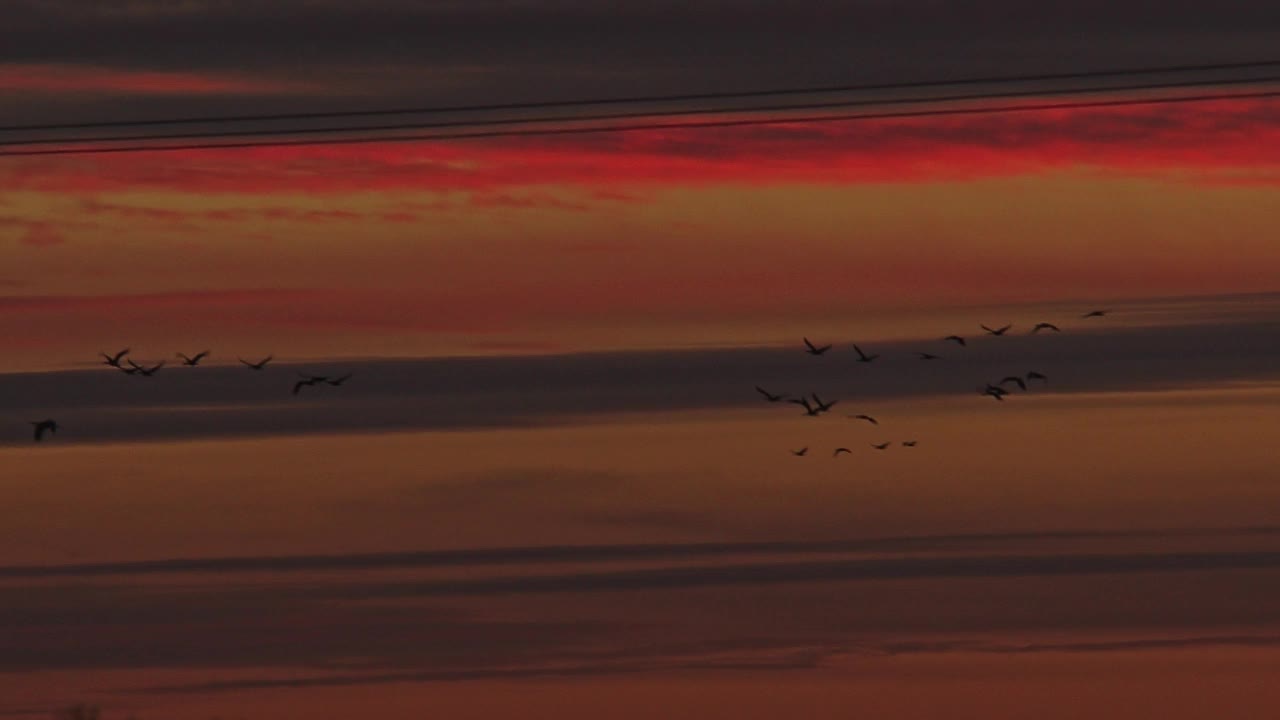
[
  {"xmin": 833, "ymin": 447, "xmax": 852, "ymax": 457},
  {"xmin": 849, "ymin": 414, "xmax": 878, "ymax": 425},
  {"xmin": 944, "ymin": 335, "xmax": 966, "ymax": 347},
  {"xmin": 853, "ymin": 344, "xmax": 879, "ymax": 363},
  {"xmin": 1000, "ymin": 376, "xmax": 1028, "ymax": 391},
  {"xmin": 30, "ymin": 419, "xmax": 59, "ymax": 442},
  {"xmin": 99, "ymin": 348, "xmax": 129, "ymax": 368},
  {"xmin": 755, "ymin": 386, "xmax": 786, "ymax": 402},
  {"xmin": 803, "ymin": 337, "xmax": 832, "ymax": 355},
  {"xmin": 981, "ymin": 324, "xmax": 1012, "ymax": 336},
  {"xmin": 128, "ymin": 359, "xmax": 164, "ymax": 376},
  {"xmin": 177, "ymin": 350, "xmax": 210, "ymax": 366},
  {"xmin": 240, "ymin": 355, "xmax": 273, "ymax": 370},
  {"xmin": 790, "ymin": 397, "xmax": 822, "ymax": 416},
  {"xmin": 1031, "ymin": 323, "xmax": 1060, "ymax": 333}
]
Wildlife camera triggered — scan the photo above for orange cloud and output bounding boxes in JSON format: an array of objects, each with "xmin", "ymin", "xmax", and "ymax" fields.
[{"xmin": 0, "ymin": 63, "xmax": 308, "ymax": 95}]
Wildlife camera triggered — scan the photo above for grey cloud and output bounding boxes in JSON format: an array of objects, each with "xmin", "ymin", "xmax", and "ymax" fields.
[
  {"xmin": 301, "ymin": 550, "xmax": 1280, "ymax": 599},
  {"xmin": 4, "ymin": 525, "xmax": 1278, "ymax": 580},
  {"xmin": 4, "ymin": 1, "xmax": 1279, "ymax": 125},
  {"xmin": 2, "ymin": 307, "xmax": 1280, "ymax": 446},
  {"xmin": 129, "ymin": 632, "xmax": 1280, "ymax": 695}
]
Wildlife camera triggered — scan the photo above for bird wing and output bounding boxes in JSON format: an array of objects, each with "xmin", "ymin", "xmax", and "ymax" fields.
[
  {"xmin": 194, "ymin": 351, "xmax": 210, "ymax": 361},
  {"xmin": 803, "ymin": 337, "xmax": 816, "ymax": 351}
]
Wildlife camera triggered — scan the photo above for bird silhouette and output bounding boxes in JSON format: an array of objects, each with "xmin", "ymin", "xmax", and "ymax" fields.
[
  {"xmin": 803, "ymin": 337, "xmax": 832, "ymax": 355},
  {"xmin": 99, "ymin": 348, "xmax": 130, "ymax": 368},
  {"xmin": 755, "ymin": 386, "xmax": 787, "ymax": 402},
  {"xmin": 833, "ymin": 447, "xmax": 852, "ymax": 457},
  {"xmin": 982, "ymin": 384, "xmax": 1009, "ymax": 401},
  {"xmin": 944, "ymin": 335, "xmax": 967, "ymax": 347},
  {"xmin": 240, "ymin": 355, "xmax": 273, "ymax": 370},
  {"xmin": 177, "ymin": 350, "xmax": 210, "ymax": 366},
  {"xmin": 127, "ymin": 359, "xmax": 164, "ymax": 376},
  {"xmin": 790, "ymin": 397, "xmax": 822, "ymax": 416},
  {"xmin": 871, "ymin": 442, "xmax": 891, "ymax": 450},
  {"xmin": 292, "ymin": 375, "xmax": 328, "ymax": 396},
  {"xmin": 853, "ymin": 344, "xmax": 879, "ymax": 363},
  {"xmin": 1026, "ymin": 371, "xmax": 1049, "ymax": 384},
  {"xmin": 1031, "ymin": 323, "xmax": 1060, "ymax": 333},
  {"xmin": 30, "ymin": 419, "xmax": 59, "ymax": 442},
  {"xmin": 325, "ymin": 373, "xmax": 353, "ymax": 387},
  {"xmin": 1000, "ymin": 376, "xmax": 1028, "ymax": 391},
  {"xmin": 1082, "ymin": 310, "xmax": 1108, "ymax": 318},
  {"xmin": 981, "ymin": 324, "xmax": 1012, "ymax": 336},
  {"xmin": 811, "ymin": 394, "xmax": 837, "ymax": 413},
  {"xmin": 916, "ymin": 352, "xmax": 941, "ymax": 360},
  {"xmin": 849, "ymin": 414, "xmax": 878, "ymax": 425},
  {"xmin": 791, "ymin": 447, "xmax": 809, "ymax": 456},
  {"xmin": 901, "ymin": 440, "xmax": 918, "ymax": 447},
  {"xmin": 118, "ymin": 365, "xmax": 140, "ymax": 376}
]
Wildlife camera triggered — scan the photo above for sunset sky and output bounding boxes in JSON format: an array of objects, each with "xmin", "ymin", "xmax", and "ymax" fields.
[{"xmin": 3, "ymin": 2, "xmax": 1280, "ymax": 718}]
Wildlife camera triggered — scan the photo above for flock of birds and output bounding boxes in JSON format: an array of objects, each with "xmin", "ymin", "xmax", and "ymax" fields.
[
  {"xmin": 24, "ymin": 310, "xmax": 1109, "ymax": 445},
  {"xmin": 27, "ymin": 350, "xmax": 353, "ymax": 442},
  {"xmin": 761, "ymin": 310, "xmax": 1110, "ymax": 457}
]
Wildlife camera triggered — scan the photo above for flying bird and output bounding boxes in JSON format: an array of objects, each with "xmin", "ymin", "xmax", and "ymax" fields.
[
  {"xmin": 240, "ymin": 355, "xmax": 273, "ymax": 370},
  {"xmin": 791, "ymin": 447, "xmax": 809, "ymax": 456},
  {"xmin": 944, "ymin": 335, "xmax": 966, "ymax": 347},
  {"xmin": 755, "ymin": 386, "xmax": 787, "ymax": 402},
  {"xmin": 118, "ymin": 365, "xmax": 140, "ymax": 375},
  {"xmin": 849, "ymin": 414, "xmax": 878, "ymax": 425},
  {"xmin": 1000, "ymin": 376, "xmax": 1028, "ymax": 391},
  {"xmin": 981, "ymin": 324, "xmax": 1012, "ymax": 336},
  {"xmin": 902, "ymin": 440, "xmax": 918, "ymax": 447},
  {"xmin": 1031, "ymin": 323, "xmax": 1060, "ymax": 333},
  {"xmin": 790, "ymin": 397, "xmax": 822, "ymax": 416},
  {"xmin": 292, "ymin": 375, "xmax": 328, "ymax": 396},
  {"xmin": 916, "ymin": 352, "xmax": 941, "ymax": 360},
  {"xmin": 852, "ymin": 344, "xmax": 879, "ymax": 363},
  {"xmin": 982, "ymin": 384, "xmax": 1009, "ymax": 401},
  {"xmin": 1082, "ymin": 310, "xmax": 1108, "ymax": 318},
  {"xmin": 177, "ymin": 350, "xmax": 210, "ymax": 366},
  {"xmin": 833, "ymin": 447, "xmax": 852, "ymax": 457},
  {"xmin": 811, "ymin": 394, "xmax": 837, "ymax": 413},
  {"xmin": 803, "ymin": 337, "xmax": 832, "ymax": 355},
  {"xmin": 1026, "ymin": 371, "xmax": 1049, "ymax": 384},
  {"xmin": 127, "ymin": 359, "xmax": 164, "ymax": 376},
  {"xmin": 30, "ymin": 419, "xmax": 59, "ymax": 442},
  {"xmin": 99, "ymin": 348, "xmax": 130, "ymax": 368},
  {"xmin": 871, "ymin": 442, "xmax": 891, "ymax": 450},
  {"xmin": 325, "ymin": 373, "xmax": 353, "ymax": 387}
]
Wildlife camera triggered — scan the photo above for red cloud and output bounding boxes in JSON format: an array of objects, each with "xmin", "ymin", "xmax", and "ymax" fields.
[
  {"xmin": 4, "ymin": 96, "xmax": 1280, "ymax": 194},
  {"xmin": 0, "ymin": 63, "xmax": 309, "ymax": 95}
]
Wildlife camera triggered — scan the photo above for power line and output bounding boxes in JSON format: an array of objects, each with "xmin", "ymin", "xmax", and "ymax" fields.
[
  {"xmin": 3, "ymin": 89, "xmax": 1278, "ymax": 158},
  {"xmin": 2, "ymin": 57, "xmax": 1280, "ymax": 135},
  {"xmin": 4, "ymin": 74, "xmax": 1279, "ymax": 150}
]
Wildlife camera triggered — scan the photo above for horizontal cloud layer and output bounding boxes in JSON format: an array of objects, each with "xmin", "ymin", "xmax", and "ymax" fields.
[{"xmin": 2, "ymin": 300, "xmax": 1278, "ymax": 446}]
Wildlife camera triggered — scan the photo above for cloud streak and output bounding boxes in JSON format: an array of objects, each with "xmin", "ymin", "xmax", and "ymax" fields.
[{"xmin": 1, "ymin": 302, "xmax": 1278, "ymax": 445}]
